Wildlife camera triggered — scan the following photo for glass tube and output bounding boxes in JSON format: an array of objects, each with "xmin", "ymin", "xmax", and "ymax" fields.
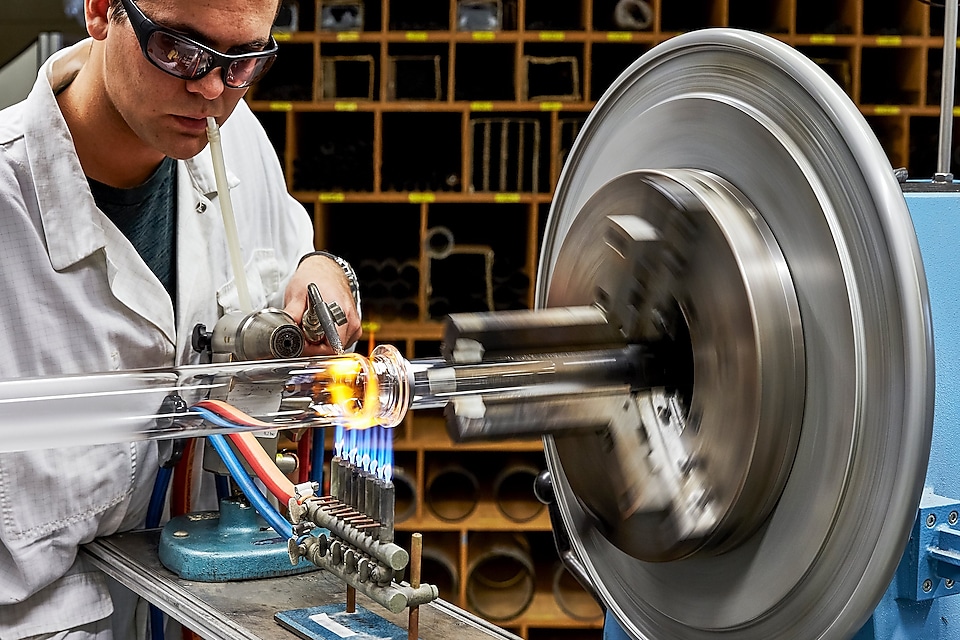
[
  {"xmin": 0, "ymin": 345, "xmax": 642, "ymax": 453},
  {"xmin": 0, "ymin": 345, "xmax": 410, "ymax": 453}
]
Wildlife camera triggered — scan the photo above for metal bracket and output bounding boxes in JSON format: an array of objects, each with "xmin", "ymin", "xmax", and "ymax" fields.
[{"xmin": 896, "ymin": 491, "xmax": 960, "ymax": 601}]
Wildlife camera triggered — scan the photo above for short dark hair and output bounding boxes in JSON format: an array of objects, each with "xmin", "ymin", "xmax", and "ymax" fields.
[
  {"xmin": 109, "ymin": 0, "xmax": 126, "ymax": 22},
  {"xmin": 108, "ymin": 1, "xmax": 283, "ymax": 24}
]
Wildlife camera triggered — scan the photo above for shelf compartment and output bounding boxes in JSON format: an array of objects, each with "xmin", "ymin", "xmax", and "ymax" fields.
[
  {"xmin": 466, "ymin": 531, "xmax": 537, "ymax": 621},
  {"xmin": 525, "ymin": 0, "xmax": 585, "ymax": 31},
  {"xmin": 521, "ymin": 43, "xmax": 584, "ymax": 101},
  {"xmin": 395, "ymin": 530, "xmax": 461, "ymax": 602},
  {"xmin": 388, "ymin": 0, "xmax": 450, "ymax": 31},
  {"xmin": 293, "ymin": 112, "xmax": 374, "ymax": 191},
  {"xmin": 249, "ymin": 42, "xmax": 315, "ymax": 102},
  {"xmin": 457, "ymin": 0, "xmax": 505, "ymax": 32},
  {"xmin": 454, "ymin": 43, "xmax": 517, "ymax": 101},
  {"xmin": 860, "ymin": 46, "xmax": 923, "ymax": 105},
  {"xmin": 908, "ymin": 115, "xmax": 960, "ymax": 180},
  {"xmin": 590, "ymin": 42, "xmax": 650, "ymax": 100},
  {"xmin": 382, "ymin": 112, "xmax": 463, "ymax": 192},
  {"xmin": 276, "ymin": 0, "xmax": 310, "ymax": 33},
  {"xmin": 427, "ymin": 203, "xmax": 534, "ymax": 315},
  {"xmin": 795, "ymin": 0, "xmax": 858, "ymax": 35},
  {"xmin": 319, "ymin": 43, "xmax": 380, "ymax": 99},
  {"xmin": 387, "ymin": 43, "xmax": 449, "ymax": 100},
  {"xmin": 322, "ymin": 203, "xmax": 421, "ymax": 321},
  {"xmin": 469, "ymin": 116, "xmax": 544, "ymax": 193},
  {"xmin": 550, "ymin": 562, "xmax": 604, "ymax": 623},
  {"xmin": 862, "ymin": 0, "xmax": 925, "ymax": 36},
  {"xmin": 592, "ymin": 0, "xmax": 654, "ymax": 32},
  {"xmin": 557, "ymin": 114, "xmax": 587, "ymax": 171},
  {"xmin": 256, "ymin": 110, "xmax": 288, "ymax": 165},
  {"xmin": 317, "ymin": 0, "xmax": 365, "ymax": 31},
  {"xmin": 865, "ymin": 114, "xmax": 908, "ymax": 169},
  {"xmin": 795, "ymin": 45, "xmax": 855, "ymax": 98},
  {"xmin": 929, "ymin": 2, "xmax": 949, "ymax": 37},
  {"xmin": 926, "ymin": 47, "xmax": 959, "ymax": 107},
  {"xmin": 728, "ymin": 0, "xmax": 791, "ymax": 34},
  {"xmin": 660, "ymin": 0, "xmax": 724, "ymax": 33},
  {"xmin": 392, "ymin": 450, "xmax": 419, "ymax": 524}
]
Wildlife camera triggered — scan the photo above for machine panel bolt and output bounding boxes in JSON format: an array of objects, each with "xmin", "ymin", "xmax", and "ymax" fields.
[
  {"xmin": 173, "ymin": 530, "xmax": 189, "ymax": 538},
  {"xmin": 927, "ymin": 514, "xmax": 938, "ymax": 528},
  {"xmin": 947, "ymin": 579, "xmax": 955, "ymax": 589},
  {"xmin": 950, "ymin": 511, "xmax": 958, "ymax": 526},
  {"xmin": 923, "ymin": 579, "xmax": 934, "ymax": 593}
]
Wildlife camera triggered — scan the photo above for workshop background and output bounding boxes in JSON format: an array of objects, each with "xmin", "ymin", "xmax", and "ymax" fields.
[{"xmin": 0, "ymin": 1, "xmax": 953, "ymax": 638}]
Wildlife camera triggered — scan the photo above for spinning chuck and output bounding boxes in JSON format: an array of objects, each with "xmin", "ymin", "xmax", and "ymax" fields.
[{"xmin": 538, "ymin": 29, "xmax": 934, "ymax": 640}]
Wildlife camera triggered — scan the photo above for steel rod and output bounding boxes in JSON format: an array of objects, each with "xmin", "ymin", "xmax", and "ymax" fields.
[{"xmin": 939, "ymin": 0, "xmax": 959, "ymax": 179}]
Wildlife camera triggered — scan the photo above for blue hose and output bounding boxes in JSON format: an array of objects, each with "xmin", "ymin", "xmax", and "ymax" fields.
[
  {"xmin": 193, "ymin": 411, "xmax": 294, "ymax": 538},
  {"xmin": 310, "ymin": 427, "xmax": 325, "ymax": 489},
  {"xmin": 146, "ymin": 466, "xmax": 172, "ymax": 529},
  {"xmin": 146, "ymin": 461, "xmax": 174, "ymax": 640}
]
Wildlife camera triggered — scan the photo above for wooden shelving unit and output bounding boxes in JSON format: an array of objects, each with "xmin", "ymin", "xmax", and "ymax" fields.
[{"xmin": 252, "ymin": 0, "xmax": 951, "ymax": 636}]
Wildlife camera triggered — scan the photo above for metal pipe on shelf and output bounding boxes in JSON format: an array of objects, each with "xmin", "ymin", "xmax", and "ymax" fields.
[{"xmin": 938, "ymin": 0, "xmax": 959, "ymax": 180}]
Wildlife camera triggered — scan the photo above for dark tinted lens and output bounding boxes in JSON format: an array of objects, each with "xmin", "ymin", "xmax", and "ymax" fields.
[
  {"xmin": 224, "ymin": 55, "xmax": 276, "ymax": 88},
  {"xmin": 146, "ymin": 31, "xmax": 212, "ymax": 79}
]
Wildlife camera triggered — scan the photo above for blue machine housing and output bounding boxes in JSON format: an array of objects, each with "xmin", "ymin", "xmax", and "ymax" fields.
[
  {"xmin": 603, "ymin": 186, "xmax": 960, "ymax": 640},
  {"xmin": 855, "ymin": 187, "xmax": 960, "ymax": 639}
]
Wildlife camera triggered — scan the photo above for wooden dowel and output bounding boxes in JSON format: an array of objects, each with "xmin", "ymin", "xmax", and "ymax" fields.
[{"xmin": 408, "ymin": 532, "xmax": 423, "ymax": 640}]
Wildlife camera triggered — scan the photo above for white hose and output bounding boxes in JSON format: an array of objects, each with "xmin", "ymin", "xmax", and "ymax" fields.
[{"xmin": 206, "ymin": 117, "xmax": 253, "ymax": 313}]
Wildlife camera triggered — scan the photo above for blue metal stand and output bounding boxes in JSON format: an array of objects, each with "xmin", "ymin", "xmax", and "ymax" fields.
[{"xmin": 158, "ymin": 497, "xmax": 317, "ymax": 581}]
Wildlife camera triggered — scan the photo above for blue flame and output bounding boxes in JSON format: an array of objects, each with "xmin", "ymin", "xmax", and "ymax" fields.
[
  {"xmin": 334, "ymin": 424, "xmax": 345, "ymax": 458},
  {"xmin": 336, "ymin": 426, "xmax": 394, "ymax": 482}
]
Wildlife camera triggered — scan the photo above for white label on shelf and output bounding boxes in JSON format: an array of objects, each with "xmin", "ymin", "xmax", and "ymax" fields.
[{"xmin": 308, "ymin": 613, "xmax": 357, "ymax": 637}]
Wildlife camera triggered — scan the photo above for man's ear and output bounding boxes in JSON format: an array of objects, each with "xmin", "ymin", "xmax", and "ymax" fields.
[{"xmin": 85, "ymin": 0, "xmax": 114, "ymax": 40}]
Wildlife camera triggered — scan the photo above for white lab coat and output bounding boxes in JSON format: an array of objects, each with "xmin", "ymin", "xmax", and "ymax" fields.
[{"xmin": 0, "ymin": 40, "xmax": 315, "ymax": 638}]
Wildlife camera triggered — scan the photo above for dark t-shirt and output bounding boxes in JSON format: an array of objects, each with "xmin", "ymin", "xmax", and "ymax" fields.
[{"xmin": 88, "ymin": 157, "xmax": 177, "ymax": 305}]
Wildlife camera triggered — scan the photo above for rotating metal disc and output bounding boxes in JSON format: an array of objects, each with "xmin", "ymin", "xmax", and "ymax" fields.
[{"xmin": 537, "ymin": 29, "xmax": 934, "ymax": 639}]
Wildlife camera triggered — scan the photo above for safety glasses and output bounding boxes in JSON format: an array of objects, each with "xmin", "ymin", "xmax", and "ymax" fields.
[{"xmin": 118, "ymin": 0, "xmax": 278, "ymax": 89}]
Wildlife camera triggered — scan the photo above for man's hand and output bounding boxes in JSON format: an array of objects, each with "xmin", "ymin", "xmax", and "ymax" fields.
[{"xmin": 284, "ymin": 255, "xmax": 362, "ymax": 355}]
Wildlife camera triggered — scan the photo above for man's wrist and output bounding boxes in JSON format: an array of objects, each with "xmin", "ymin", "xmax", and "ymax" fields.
[{"xmin": 298, "ymin": 251, "xmax": 361, "ymax": 310}]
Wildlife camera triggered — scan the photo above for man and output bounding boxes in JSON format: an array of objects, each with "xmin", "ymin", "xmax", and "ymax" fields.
[{"xmin": 0, "ymin": 0, "xmax": 362, "ymax": 637}]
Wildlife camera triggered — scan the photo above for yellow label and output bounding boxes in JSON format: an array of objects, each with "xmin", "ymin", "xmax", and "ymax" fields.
[
  {"xmin": 470, "ymin": 101, "xmax": 494, "ymax": 111},
  {"xmin": 336, "ymin": 32, "xmax": 361, "ymax": 42},
  {"xmin": 540, "ymin": 101, "xmax": 563, "ymax": 111},
  {"xmin": 335, "ymin": 102, "xmax": 359, "ymax": 112},
  {"xmin": 319, "ymin": 192, "xmax": 346, "ymax": 203},
  {"xmin": 539, "ymin": 31, "xmax": 566, "ymax": 41},
  {"xmin": 472, "ymin": 31, "xmax": 496, "ymax": 41},
  {"xmin": 954, "ymin": 106, "xmax": 960, "ymax": 116},
  {"xmin": 876, "ymin": 36, "xmax": 902, "ymax": 46},
  {"xmin": 362, "ymin": 321, "xmax": 382, "ymax": 333},
  {"xmin": 494, "ymin": 193, "xmax": 522, "ymax": 203},
  {"xmin": 272, "ymin": 32, "xmax": 293, "ymax": 42},
  {"xmin": 409, "ymin": 192, "xmax": 436, "ymax": 203},
  {"xmin": 873, "ymin": 105, "xmax": 901, "ymax": 115},
  {"xmin": 269, "ymin": 101, "xmax": 293, "ymax": 111},
  {"xmin": 607, "ymin": 32, "xmax": 633, "ymax": 42},
  {"xmin": 406, "ymin": 31, "xmax": 429, "ymax": 42},
  {"xmin": 809, "ymin": 34, "xmax": 837, "ymax": 45}
]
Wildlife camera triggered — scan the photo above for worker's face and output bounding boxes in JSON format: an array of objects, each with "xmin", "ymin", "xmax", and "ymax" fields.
[{"xmin": 98, "ymin": 0, "xmax": 279, "ymax": 160}]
